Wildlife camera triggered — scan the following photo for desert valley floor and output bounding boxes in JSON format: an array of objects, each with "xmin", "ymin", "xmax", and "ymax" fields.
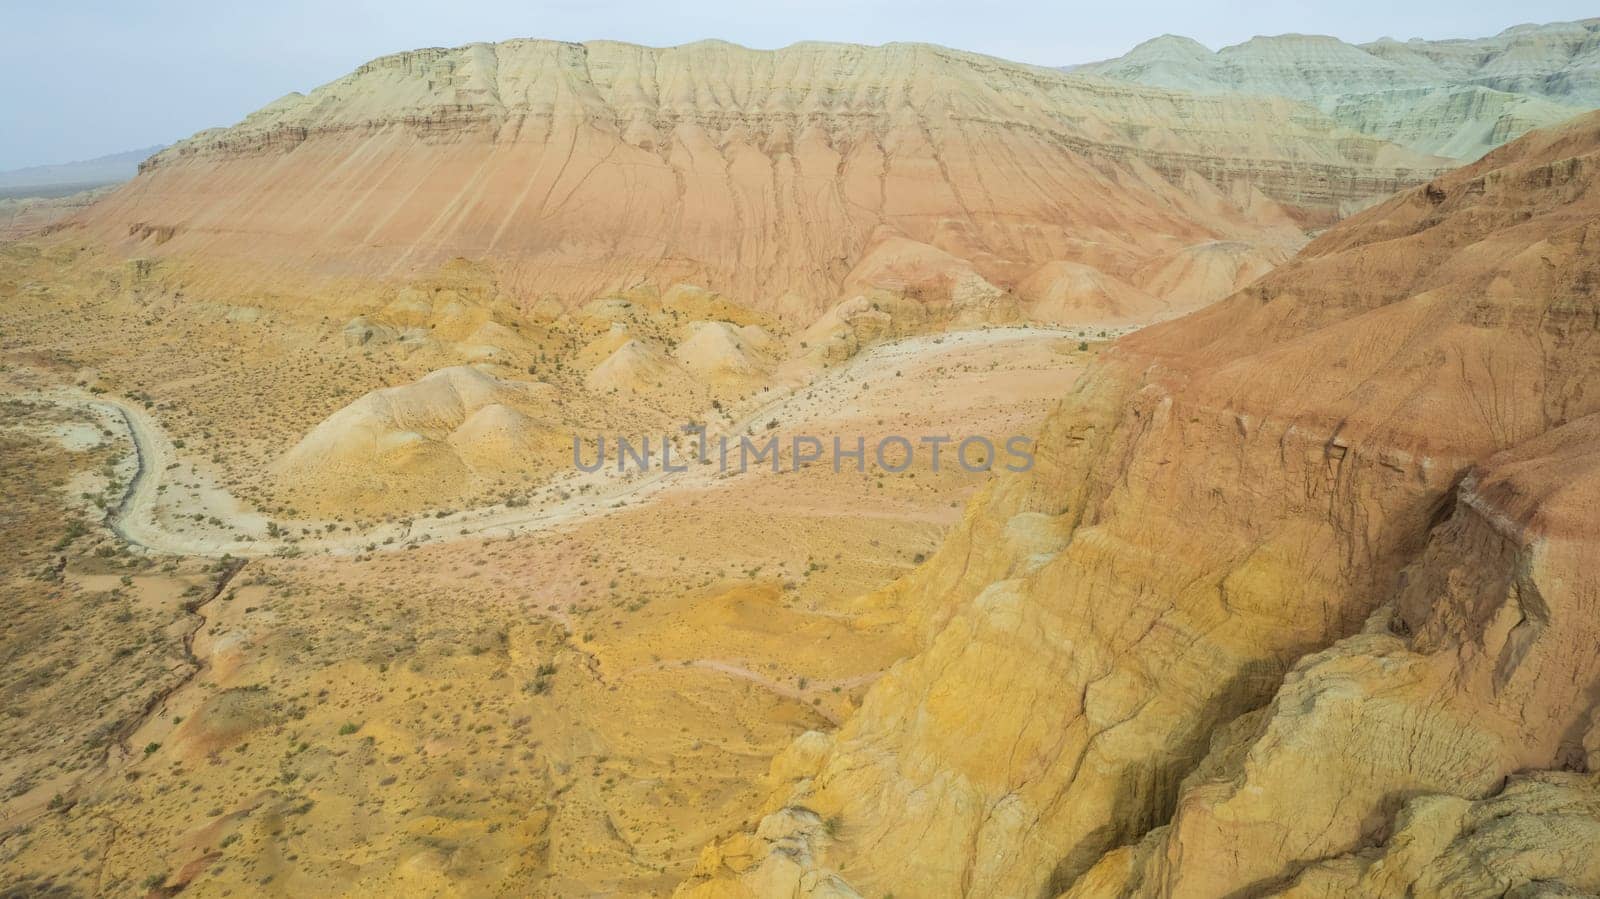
[
  {"xmin": 3, "ymin": 16, "xmax": 1600, "ymax": 899},
  {"xmin": 0, "ymin": 253, "xmax": 1096, "ymax": 894}
]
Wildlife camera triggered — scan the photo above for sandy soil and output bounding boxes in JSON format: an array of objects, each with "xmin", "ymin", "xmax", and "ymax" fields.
[
  {"xmin": 22, "ymin": 326, "xmax": 1089, "ymax": 559},
  {"xmin": 0, "ymin": 320, "xmax": 1096, "ymax": 896}
]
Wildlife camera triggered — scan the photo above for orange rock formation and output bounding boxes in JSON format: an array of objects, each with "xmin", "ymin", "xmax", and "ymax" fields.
[
  {"xmin": 72, "ymin": 40, "xmax": 1446, "ymax": 323},
  {"xmin": 679, "ymin": 108, "xmax": 1600, "ymax": 899}
]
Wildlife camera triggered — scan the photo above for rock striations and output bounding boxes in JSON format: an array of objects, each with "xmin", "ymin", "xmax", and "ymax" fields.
[
  {"xmin": 1077, "ymin": 19, "xmax": 1600, "ymax": 162},
  {"xmin": 676, "ymin": 109, "xmax": 1600, "ymax": 899},
  {"xmin": 272, "ymin": 365, "xmax": 564, "ymax": 513},
  {"xmin": 70, "ymin": 39, "xmax": 1447, "ymax": 323}
]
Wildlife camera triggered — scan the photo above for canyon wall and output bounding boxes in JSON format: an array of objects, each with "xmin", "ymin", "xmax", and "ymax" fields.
[
  {"xmin": 677, "ymin": 109, "xmax": 1600, "ymax": 898},
  {"xmin": 68, "ymin": 40, "xmax": 1446, "ymax": 322}
]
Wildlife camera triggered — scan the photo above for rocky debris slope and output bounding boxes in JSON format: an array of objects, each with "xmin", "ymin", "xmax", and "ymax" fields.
[
  {"xmin": 675, "ymin": 110, "xmax": 1600, "ymax": 898},
  {"xmin": 1077, "ymin": 19, "xmax": 1600, "ymax": 161},
  {"xmin": 71, "ymin": 39, "xmax": 1444, "ymax": 323}
]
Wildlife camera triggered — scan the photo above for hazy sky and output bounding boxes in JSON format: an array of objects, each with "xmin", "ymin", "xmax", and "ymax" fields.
[{"xmin": 2, "ymin": 0, "xmax": 1595, "ymax": 170}]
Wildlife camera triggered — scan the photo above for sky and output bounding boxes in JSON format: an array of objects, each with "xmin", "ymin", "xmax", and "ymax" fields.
[{"xmin": 1, "ymin": 0, "xmax": 1596, "ymax": 170}]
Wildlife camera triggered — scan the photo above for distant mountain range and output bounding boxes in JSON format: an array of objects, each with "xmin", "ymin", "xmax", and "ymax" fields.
[
  {"xmin": 0, "ymin": 145, "xmax": 166, "ymax": 199},
  {"xmin": 1072, "ymin": 18, "xmax": 1600, "ymax": 160}
]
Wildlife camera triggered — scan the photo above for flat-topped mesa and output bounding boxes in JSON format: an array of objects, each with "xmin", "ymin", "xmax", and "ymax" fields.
[
  {"xmin": 77, "ymin": 38, "xmax": 1442, "ymax": 322},
  {"xmin": 136, "ymin": 38, "xmax": 1439, "ymax": 188}
]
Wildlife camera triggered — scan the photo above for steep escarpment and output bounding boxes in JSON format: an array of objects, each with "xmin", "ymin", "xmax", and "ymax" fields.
[
  {"xmin": 1078, "ymin": 19, "xmax": 1600, "ymax": 162},
  {"xmin": 70, "ymin": 39, "xmax": 1443, "ymax": 323},
  {"xmin": 676, "ymin": 110, "xmax": 1600, "ymax": 898},
  {"xmin": 1073, "ymin": 413, "xmax": 1600, "ymax": 897}
]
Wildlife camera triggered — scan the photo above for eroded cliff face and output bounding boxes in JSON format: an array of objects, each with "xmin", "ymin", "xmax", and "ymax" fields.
[
  {"xmin": 70, "ymin": 39, "xmax": 1442, "ymax": 322},
  {"xmin": 676, "ymin": 111, "xmax": 1600, "ymax": 898},
  {"xmin": 1078, "ymin": 20, "xmax": 1600, "ymax": 162},
  {"xmin": 1074, "ymin": 413, "xmax": 1600, "ymax": 897}
]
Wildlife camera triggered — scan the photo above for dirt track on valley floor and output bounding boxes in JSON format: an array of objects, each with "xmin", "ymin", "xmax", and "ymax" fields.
[{"xmin": 35, "ymin": 326, "xmax": 1090, "ymax": 558}]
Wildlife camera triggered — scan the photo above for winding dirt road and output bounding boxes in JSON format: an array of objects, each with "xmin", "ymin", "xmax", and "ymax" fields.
[{"xmin": 38, "ymin": 326, "xmax": 1073, "ymax": 559}]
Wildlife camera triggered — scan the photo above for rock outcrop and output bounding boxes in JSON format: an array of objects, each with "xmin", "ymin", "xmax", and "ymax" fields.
[
  {"xmin": 676, "ymin": 109, "xmax": 1600, "ymax": 899},
  {"xmin": 1074, "ymin": 413, "xmax": 1600, "ymax": 897},
  {"xmin": 70, "ymin": 39, "xmax": 1445, "ymax": 323},
  {"xmin": 585, "ymin": 337, "xmax": 693, "ymax": 394},
  {"xmin": 272, "ymin": 365, "xmax": 563, "ymax": 514},
  {"xmin": 1077, "ymin": 19, "xmax": 1600, "ymax": 161},
  {"xmin": 1016, "ymin": 261, "xmax": 1167, "ymax": 326}
]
